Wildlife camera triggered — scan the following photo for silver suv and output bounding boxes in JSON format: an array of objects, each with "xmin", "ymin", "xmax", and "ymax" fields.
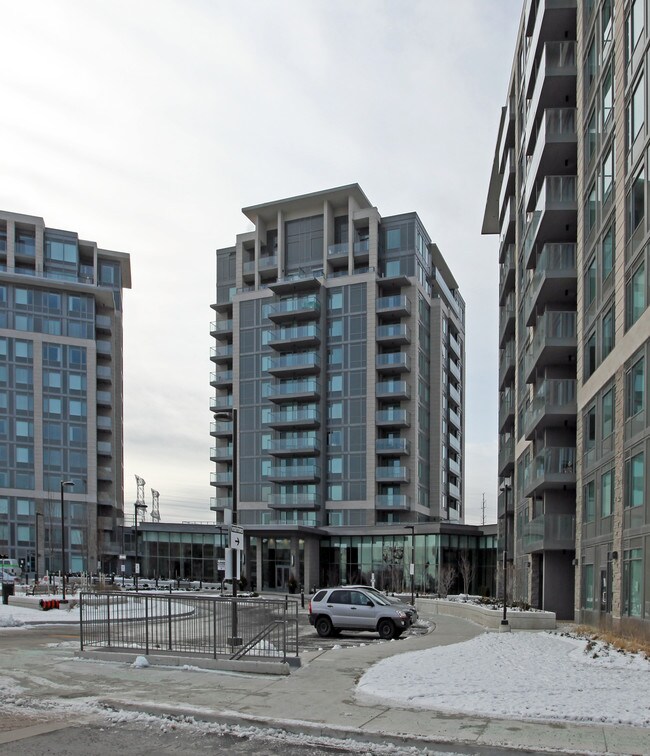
[
  {"xmin": 347, "ymin": 585, "xmax": 418, "ymax": 623},
  {"xmin": 308, "ymin": 586, "xmax": 410, "ymax": 640}
]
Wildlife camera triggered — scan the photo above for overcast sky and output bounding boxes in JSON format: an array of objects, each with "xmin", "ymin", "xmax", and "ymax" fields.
[{"xmin": 1, "ymin": 0, "xmax": 522, "ymax": 525}]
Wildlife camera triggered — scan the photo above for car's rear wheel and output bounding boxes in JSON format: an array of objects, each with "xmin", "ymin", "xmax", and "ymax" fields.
[
  {"xmin": 377, "ymin": 619, "xmax": 396, "ymax": 640},
  {"xmin": 315, "ymin": 616, "xmax": 333, "ymax": 637}
]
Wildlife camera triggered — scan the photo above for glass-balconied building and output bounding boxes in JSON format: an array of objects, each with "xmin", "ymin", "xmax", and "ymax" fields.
[
  {"xmin": 212, "ymin": 184, "xmax": 474, "ymax": 593},
  {"xmin": 0, "ymin": 210, "xmax": 131, "ymax": 576},
  {"xmin": 485, "ymin": 0, "xmax": 650, "ymax": 639}
]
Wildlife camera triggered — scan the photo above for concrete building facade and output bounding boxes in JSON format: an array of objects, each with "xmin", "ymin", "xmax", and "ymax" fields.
[
  {"xmin": 485, "ymin": 0, "xmax": 650, "ymax": 638},
  {"xmin": 212, "ymin": 184, "xmax": 471, "ymax": 593},
  {"xmin": 0, "ymin": 211, "xmax": 131, "ymax": 577}
]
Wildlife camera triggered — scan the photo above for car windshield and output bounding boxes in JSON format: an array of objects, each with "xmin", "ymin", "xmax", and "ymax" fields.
[{"xmin": 369, "ymin": 592, "xmax": 391, "ymax": 606}]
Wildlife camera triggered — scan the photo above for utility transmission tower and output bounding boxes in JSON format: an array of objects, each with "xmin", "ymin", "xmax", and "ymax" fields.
[
  {"xmin": 481, "ymin": 492, "xmax": 486, "ymax": 526},
  {"xmin": 150, "ymin": 489, "xmax": 161, "ymax": 523},
  {"xmin": 135, "ymin": 475, "xmax": 146, "ymax": 523}
]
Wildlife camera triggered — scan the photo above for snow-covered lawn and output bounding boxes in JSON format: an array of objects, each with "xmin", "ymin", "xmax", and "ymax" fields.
[{"xmin": 357, "ymin": 630, "xmax": 650, "ymax": 727}]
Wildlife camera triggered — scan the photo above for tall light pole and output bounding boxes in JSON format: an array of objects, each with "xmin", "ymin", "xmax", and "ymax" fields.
[
  {"xmin": 134, "ymin": 501, "xmax": 148, "ymax": 592},
  {"xmin": 500, "ymin": 481, "xmax": 511, "ymax": 631},
  {"xmin": 60, "ymin": 480, "xmax": 74, "ymax": 602},
  {"xmin": 34, "ymin": 511, "xmax": 43, "ymax": 582},
  {"xmin": 213, "ymin": 407, "xmax": 239, "ymax": 644},
  {"xmin": 404, "ymin": 525, "xmax": 415, "ymax": 607}
]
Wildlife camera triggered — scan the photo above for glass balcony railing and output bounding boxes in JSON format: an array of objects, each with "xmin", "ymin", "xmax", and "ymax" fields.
[
  {"xmin": 268, "ymin": 324, "xmax": 320, "ymax": 343},
  {"xmin": 375, "ymin": 494, "xmax": 410, "ymax": 509},
  {"xmin": 376, "ymin": 295, "xmax": 411, "ymax": 315},
  {"xmin": 523, "ymin": 513, "xmax": 576, "ymax": 552},
  {"xmin": 267, "ymin": 379, "xmax": 319, "ymax": 398},
  {"xmin": 328, "ymin": 242, "xmax": 349, "ymax": 258},
  {"xmin": 376, "ymin": 352, "xmax": 410, "ymax": 370},
  {"xmin": 266, "ymin": 295, "xmax": 320, "ymax": 318},
  {"xmin": 376, "ymin": 380, "xmax": 410, "ymax": 398},
  {"xmin": 266, "ymin": 407, "xmax": 320, "ymax": 425},
  {"xmin": 268, "ymin": 493, "xmax": 319, "ymax": 508},
  {"xmin": 268, "ymin": 351, "xmax": 320, "ymax": 371},
  {"xmin": 268, "ymin": 464, "xmax": 320, "ymax": 480},
  {"xmin": 376, "ymin": 466, "xmax": 409, "ymax": 481},
  {"xmin": 268, "ymin": 437, "xmax": 319, "ymax": 454},
  {"xmin": 376, "ymin": 438, "xmax": 410, "ymax": 454},
  {"xmin": 375, "ymin": 409, "xmax": 411, "ymax": 426},
  {"xmin": 376, "ymin": 324, "xmax": 411, "ymax": 341}
]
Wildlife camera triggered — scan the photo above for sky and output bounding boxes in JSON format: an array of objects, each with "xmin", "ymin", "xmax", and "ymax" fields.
[{"xmin": 0, "ymin": 0, "xmax": 522, "ymax": 525}]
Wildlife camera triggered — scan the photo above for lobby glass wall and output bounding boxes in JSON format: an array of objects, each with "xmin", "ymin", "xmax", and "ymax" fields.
[
  {"xmin": 319, "ymin": 533, "xmax": 497, "ymax": 596},
  {"xmin": 140, "ymin": 530, "xmax": 228, "ymax": 581}
]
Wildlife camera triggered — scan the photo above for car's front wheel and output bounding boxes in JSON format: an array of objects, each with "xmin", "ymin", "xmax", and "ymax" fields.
[
  {"xmin": 377, "ymin": 619, "xmax": 396, "ymax": 640},
  {"xmin": 315, "ymin": 616, "xmax": 333, "ymax": 637}
]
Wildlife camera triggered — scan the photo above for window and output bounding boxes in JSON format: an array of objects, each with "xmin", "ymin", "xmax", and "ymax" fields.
[
  {"xmin": 16, "ymin": 447, "xmax": 33, "ymax": 464},
  {"xmin": 44, "ymin": 371, "xmax": 62, "ymax": 389},
  {"xmin": 15, "ymin": 394, "xmax": 33, "ymax": 412},
  {"xmin": 626, "ymin": 452, "xmax": 644, "ymax": 507},
  {"xmin": 627, "ymin": 76, "xmax": 645, "ymax": 148},
  {"xmin": 584, "ymin": 480, "xmax": 596, "ymax": 523},
  {"xmin": 602, "ymin": 145, "xmax": 614, "ymax": 202},
  {"xmin": 44, "ymin": 397, "xmax": 61, "ymax": 414},
  {"xmin": 601, "ymin": 469, "xmax": 614, "ymax": 517},
  {"xmin": 45, "ymin": 238, "xmax": 77, "ymax": 263},
  {"xmin": 327, "ymin": 431, "xmax": 342, "ymax": 447},
  {"xmin": 328, "ymin": 484, "xmax": 343, "ymax": 501},
  {"xmin": 626, "ymin": 0, "xmax": 644, "ymax": 62},
  {"xmin": 328, "ymin": 375, "xmax": 343, "ymax": 393},
  {"xmin": 328, "ymin": 457, "xmax": 343, "ymax": 475},
  {"xmin": 15, "ymin": 367, "xmax": 33, "ymax": 385},
  {"xmin": 328, "ymin": 402, "xmax": 342, "ymax": 420},
  {"xmin": 585, "ymin": 37, "xmax": 596, "ymax": 92},
  {"xmin": 15, "ymin": 421, "xmax": 33, "ymax": 438},
  {"xmin": 602, "ymin": 225, "xmax": 614, "ymax": 281},
  {"xmin": 328, "ymin": 319, "xmax": 343, "ymax": 339},
  {"xmin": 602, "ymin": 62, "xmax": 614, "ymax": 126},
  {"xmin": 602, "ymin": 387, "xmax": 614, "ymax": 438},
  {"xmin": 626, "ymin": 260, "xmax": 646, "ymax": 328},
  {"xmin": 585, "ymin": 183, "xmax": 597, "ymax": 237},
  {"xmin": 585, "ymin": 257, "xmax": 597, "ymax": 308},
  {"xmin": 328, "ymin": 346, "xmax": 342, "ymax": 366},
  {"xmin": 69, "ymin": 400, "xmax": 86, "ymax": 417},
  {"xmin": 15, "ymin": 289, "xmax": 32, "ymax": 306},
  {"xmin": 585, "ymin": 109, "xmax": 597, "ymax": 164},
  {"xmin": 627, "ymin": 168, "xmax": 645, "ymax": 237},
  {"xmin": 585, "ymin": 332, "xmax": 596, "ymax": 379},
  {"xmin": 583, "ymin": 564, "xmax": 594, "ymax": 609},
  {"xmin": 625, "ymin": 356, "xmax": 645, "ymax": 418},
  {"xmin": 602, "ymin": 307, "xmax": 614, "ymax": 358},
  {"xmin": 602, "ymin": 0, "xmax": 613, "ymax": 44},
  {"xmin": 623, "ymin": 548, "xmax": 643, "ymax": 616},
  {"xmin": 327, "ymin": 291, "xmax": 343, "ymax": 311},
  {"xmin": 14, "ymin": 341, "xmax": 32, "ymax": 359},
  {"xmin": 386, "ymin": 228, "xmax": 401, "ymax": 250}
]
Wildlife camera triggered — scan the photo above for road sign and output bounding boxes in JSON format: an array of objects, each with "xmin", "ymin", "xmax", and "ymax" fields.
[
  {"xmin": 217, "ymin": 559, "xmax": 226, "ymax": 571},
  {"xmin": 230, "ymin": 525, "xmax": 244, "ymax": 551}
]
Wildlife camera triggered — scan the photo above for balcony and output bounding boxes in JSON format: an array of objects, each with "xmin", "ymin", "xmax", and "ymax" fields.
[
  {"xmin": 449, "ymin": 333, "xmax": 462, "ymax": 358},
  {"xmin": 497, "ymin": 487, "xmax": 514, "ymax": 518},
  {"xmin": 448, "ymin": 481, "xmax": 461, "ymax": 501},
  {"xmin": 268, "ymin": 271, "xmax": 322, "ymax": 294},
  {"xmin": 376, "ymin": 352, "xmax": 410, "ymax": 373},
  {"xmin": 268, "ymin": 324, "xmax": 320, "ymax": 349},
  {"xmin": 210, "ymin": 345, "xmax": 233, "ymax": 364},
  {"xmin": 524, "ymin": 378, "xmax": 577, "ymax": 440},
  {"xmin": 268, "ymin": 436, "xmax": 320, "ymax": 456},
  {"xmin": 211, "ymin": 370, "xmax": 233, "ymax": 387},
  {"xmin": 268, "ymin": 464, "xmax": 320, "ymax": 482},
  {"xmin": 523, "ymin": 513, "xmax": 576, "ymax": 553},
  {"xmin": 499, "ymin": 196, "xmax": 516, "ymax": 248},
  {"xmin": 499, "ymin": 295, "xmax": 516, "ymax": 347},
  {"xmin": 96, "ymin": 340, "xmax": 112, "ymax": 358},
  {"xmin": 95, "ymin": 314, "xmax": 112, "ymax": 332},
  {"xmin": 97, "ymin": 466, "xmax": 113, "ymax": 481},
  {"xmin": 210, "ymin": 420, "xmax": 233, "ymax": 436},
  {"xmin": 210, "ymin": 497, "xmax": 233, "ymax": 511},
  {"xmin": 498, "ymin": 148, "xmax": 516, "ymax": 223},
  {"xmin": 448, "ymin": 383, "xmax": 461, "ymax": 406},
  {"xmin": 97, "ymin": 416, "xmax": 112, "ymax": 432},
  {"xmin": 448, "ymin": 456, "xmax": 461, "ymax": 477},
  {"xmin": 524, "ymin": 109, "xmax": 577, "ymax": 212},
  {"xmin": 376, "ymin": 380, "xmax": 410, "ymax": 400},
  {"xmin": 268, "ymin": 493, "xmax": 320, "ymax": 509},
  {"xmin": 376, "ymin": 323, "xmax": 411, "ymax": 345},
  {"xmin": 523, "ymin": 446, "xmax": 576, "ymax": 497},
  {"xmin": 266, "ymin": 407, "xmax": 320, "ymax": 428},
  {"xmin": 375, "ymin": 409, "xmax": 411, "ymax": 427},
  {"xmin": 96, "ymin": 365, "xmax": 112, "ymax": 383},
  {"xmin": 523, "ymin": 175, "xmax": 577, "ymax": 269},
  {"xmin": 242, "ymin": 260, "xmax": 256, "ymax": 279},
  {"xmin": 210, "ymin": 445, "xmax": 233, "ymax": 461},
  {"xmin": 266, "ymin": 295, "xmax": 320, "ymax": 321},
  {"xmin": 449, "ymin": 358, "xmax": 462, "ymax": 383},
  {"xmin": 448, "ymin": 432, "xmax": 461, "ymax": 453},
  {"xmin": 267, "ymin": 379, "xmax": 320, "ymax": 402},
  {"xmin": 210, "ymin": 395, "xmax": 233, "ymax": 412},
  {"xmin": 211, "ymin": 472, "xmax": 233, "ymax": 486},
  {"xmin": 498, "ymin": 436, "xmax": 515, "ymax": 477},
  {"xmin": 499, "ymin": 340, "xmax": 516, "ymax": 389},
  {"xmin": 524, "ymin": 310, "xmax": 576, "ymax": 383},
  {"xmin": 523, "ymin": 243, "xmax": 576, "ymax": 327},
  {"xmin": 499, "ymin": 388, "xmax": 515, "ymax": 433},
  {"xmin": 267, "ymin": 351, "xmax": 320, "ymax": 375},
  {"xmin": 376, "ymin": 437, "xmax": 410, "ymax": 455},
  {"xmin": 499, "ymin": 244, "xmax": 515, "ymax": 304},
  {"xmin": 96, "ymin": 390, "xmax": 112, "ymax": 406},
  {"xmin": 449, "ymin": 408, "xmax": 462, "ymax": 431},
  {"xmin": 526, "ymin": 41, "xmax": 576, "ymax": 135},
  {"xmin": 376, "ymin": 295, "xmax": 411, "ymax": 317},
  {"xmin": 327, "ymin": 242, "xmax": 349, "ymax": 260},
  {"xmin": 210, "ymin": 319, "xmax": 233, "ymax": 339},
  {"xmin": 97, "ymin": 441, "xmax": 112, "ymax": 457},
  {"xmin": 353, "ymin": 238, "xmax": 370, "ymax": 261},
  {"xmin": 375, "ymin": 494, "xmax": 410, "ymax": 510},
  {"xmin": 498, "ymin": 94, "xmax": 516, "ymax": 169}
]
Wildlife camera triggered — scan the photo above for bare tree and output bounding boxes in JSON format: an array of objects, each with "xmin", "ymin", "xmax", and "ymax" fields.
[
  {"xmin": 458, "ymin": 551, "xmax": 475, "ymax": 596},
  {"xmin": 437, "ymin": 564, "xmax": 457, "ymax": 598}
]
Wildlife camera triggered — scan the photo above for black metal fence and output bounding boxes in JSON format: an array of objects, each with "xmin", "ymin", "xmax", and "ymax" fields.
[{"xmin": 79, "ymin": 593, "xmax": 299, "ymax": 662}]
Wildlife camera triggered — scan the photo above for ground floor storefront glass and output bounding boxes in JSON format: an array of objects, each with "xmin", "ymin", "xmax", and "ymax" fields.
[{"xmin": 140, "ymin": 529, "xmax": 228, "ymax": 582}]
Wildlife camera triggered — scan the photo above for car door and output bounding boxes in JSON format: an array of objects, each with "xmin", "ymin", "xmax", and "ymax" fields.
[
  {"xmin": 348, "ymin": 590, "xmax": 377, "ymax": 629},
  {"xmin": 327, "ymin": 589, "xmax": 352, "ymax": 627}
]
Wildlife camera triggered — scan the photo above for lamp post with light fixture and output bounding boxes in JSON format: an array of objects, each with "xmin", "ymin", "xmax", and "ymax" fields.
[
  {"xmin": 134, "ymin": 500, "xmax": 148, "ymax": 592},
  {"xmin": 403, "ymin": 524, "xmax": 415, "ymax": 607},
  {"xmin": 60, "ymin": 480, "xmax": 74, "ymax": 602},
  {"xmin": 500, "ymin": 481, "xmax": 511, "ymax": 631}
]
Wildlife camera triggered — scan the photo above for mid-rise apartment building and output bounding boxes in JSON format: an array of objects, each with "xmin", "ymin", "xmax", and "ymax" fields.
[
  {"xmin": 0, "ymin": 211, "xmax": 131, "ymax": 576},
  {"xmin": 211, "ymin": 184, "xmax": 475, "ymax": 593},
  {"xmin": 485, "ymin": 0, "xmax": 650, "ymax": 638}
]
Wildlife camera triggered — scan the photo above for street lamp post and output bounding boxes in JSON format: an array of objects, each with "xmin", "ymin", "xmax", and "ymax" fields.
[
  {"xmin": 500, "ymin": 481, "xmax": 511, "ymax": 631},
  {"xmin": 404, "ymin": 525, "xmax": 415, "ymax": 607},
  {"xmin": 34, "ymin": 511, "xmax": 43, "ymax": 583},
  {"xmin": 213, "ymin": 407, "xmax": 239, "ymax": 645},
  {"xmin": 60, "ymin": 480, "xmax": 74, "ymax": 602},
  {"xmin": 134, "ymin": 501, "xmax": 148, "ymax": 592}
]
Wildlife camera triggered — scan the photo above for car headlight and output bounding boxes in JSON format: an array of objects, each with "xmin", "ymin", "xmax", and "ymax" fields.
[{"xmin": 396, "ymin": 610, "xmax": 407, "ymax": 619}]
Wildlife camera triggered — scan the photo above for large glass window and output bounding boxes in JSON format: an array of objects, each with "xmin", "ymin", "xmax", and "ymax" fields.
[
  {"xmin": 623, "ymin": 548, "xmax": 643, "ymax": 616},
  {"xmin": 602, "ymin": 307, "xmax": 614, "ymax": 358},
  {"xmin": 627, "ymin": 168, "xmax": 645, "ymax": 237},
  {"xmin": 602, "ymin": 62, "xmax": 614, "ymax": 126},
  {"xmin": 585, "ymin": 183, "xmax": 597, "ymax": 236},
  {"xmin": 601, "ymin": 469, "xmax": 614, "ymax": 517},
  {"xmin": 585, "ymin": 37, "xmax": 596, "ymax": 92},
  {"xmin": 583, "ymin": 564, "xmax": 594, "ymax": 609},
  {"xmin": 584, "ymin": 480, "xmax": 596, "ymax": 523},
  {"xmin": 585, "ymin": 332, "xmax": 597, "ymax": 379},
  {"xmin": 602, "ymin": 144, "xmax": 614, "ymax": 202},
  {"xmin": 626, "ymin": 356, "xmax": 645, "ymax": 418},
  {"xmin": 626, "ymin": 0, "xmax": 644, "ymax": 62},
  {"xmin": 626, "ymin": 260, "xmax": 646, "ymax": 328},
  {"xmin": 626, "ymin": 452, "xmax": 644, "ymax": 508},
  {"xmin": 586, "ymin": 109, "xmax": 597, "ymax": 164},
  {"xmin": 585, "ymin": 257, "xmax": 597, "ymax": 309},
  {"xmin": 602, "ymin": 387, "xmax": 614, "ymax": 438},
  {"xmin": 627, "ymin": 75, "xmax": 645, "ymax": 148},
  {"xmin": 602, "ymin": 224, "xmax": 614, "ymax": 281}
]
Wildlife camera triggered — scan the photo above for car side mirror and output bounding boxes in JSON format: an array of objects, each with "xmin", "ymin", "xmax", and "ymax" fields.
[{"xmin": 366, "ymin": 599, "xmax": 374, "ymax": 607}]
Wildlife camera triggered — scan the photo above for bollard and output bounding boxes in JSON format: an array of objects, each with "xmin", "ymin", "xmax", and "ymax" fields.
[{"xmin": 300, "ymin": 589, "xmax": 305, "ymax": 609}]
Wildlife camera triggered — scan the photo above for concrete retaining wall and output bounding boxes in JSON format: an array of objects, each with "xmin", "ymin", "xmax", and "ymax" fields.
[{"xmin": 419, "ymin": 598, "xmax": 556, "ymax": 630}]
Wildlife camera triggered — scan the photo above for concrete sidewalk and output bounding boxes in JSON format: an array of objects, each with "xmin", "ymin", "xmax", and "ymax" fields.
[{"xmin": 2, "ymin": 611, "xmax": 648, "ymax": 754}]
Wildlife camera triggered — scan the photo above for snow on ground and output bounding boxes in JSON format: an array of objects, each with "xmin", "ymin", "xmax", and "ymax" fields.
[
  {"xmin": 357, "ymin": 630, "xmax": 650, "ymax": 727},
  {"xmin": 0, "ymin": 599, "xmax": 80, "ymax": 626}
]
